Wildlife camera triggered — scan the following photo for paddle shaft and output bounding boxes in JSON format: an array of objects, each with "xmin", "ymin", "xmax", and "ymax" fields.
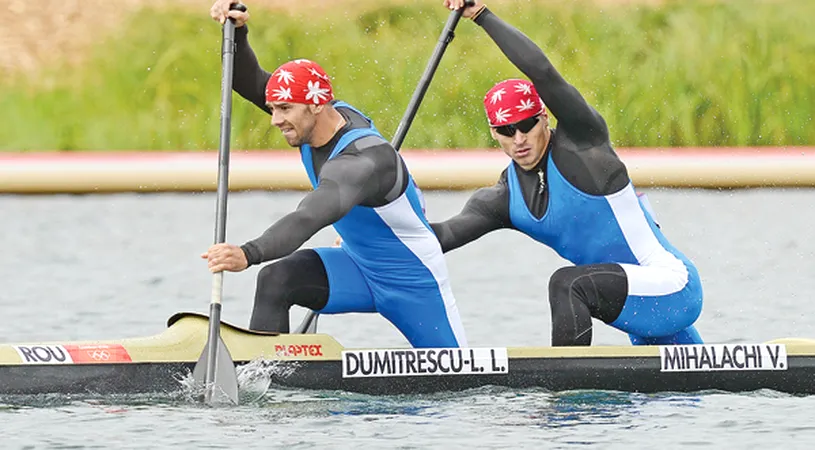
[
  {"xmin": 203, "ymin": 8, "xmax": 241, "ymax": 402},
  {"xmin": 392, "ymin": 1, "xmax": 472, "ymax": 150},
  {"xmin": 295, "ymin": 2, "xmax": 472, "ymax": 334}
]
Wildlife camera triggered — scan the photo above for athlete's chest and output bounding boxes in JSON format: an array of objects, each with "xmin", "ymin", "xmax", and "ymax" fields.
[
  {"xmin": 513, "ymin": 164, "xmax": 550, "ymax": 220},
  {"xmin": 310, "ymin": 150, "xmax": 332, "ymax": 176}
]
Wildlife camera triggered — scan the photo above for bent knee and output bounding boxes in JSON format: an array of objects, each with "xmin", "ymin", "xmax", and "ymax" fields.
[
  {"xmin": 548, "ymin": 266, "xmax": 580, "ymax": 295},
  {"xmin": 255, "ymin": 259, "xmax": 302, "ymax": 303}
]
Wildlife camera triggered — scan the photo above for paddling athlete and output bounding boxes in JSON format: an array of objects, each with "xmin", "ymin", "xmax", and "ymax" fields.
[
  {"xmin": 203, "ymin": 1, "xmax": 467, "ymax": 348},
  {"xmin": 436, "ymin": 0, "xmax": 703, "ymax": 346}
]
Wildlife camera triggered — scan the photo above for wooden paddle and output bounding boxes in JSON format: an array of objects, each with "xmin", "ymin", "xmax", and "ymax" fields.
[
  {"xmin": 192, "ymin": 2, "xmax": 247, "ymax": 406},
  {"xmin": 293, "ymin": 0, "xmax": 475, "ymax": 335}
]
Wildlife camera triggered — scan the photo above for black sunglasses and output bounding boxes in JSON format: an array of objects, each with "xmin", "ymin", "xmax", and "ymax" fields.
[{"xmin": 493, "ymin": 115, "xmax": 541, "ymax": 137}]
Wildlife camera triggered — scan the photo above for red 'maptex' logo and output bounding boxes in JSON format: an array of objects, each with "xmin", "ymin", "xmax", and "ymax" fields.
[
  {"xmin": 275, "ymin": 344, "xmax": 323, "ymax": 357},
  {"xmin": 64, "ymin": 344, "xmax": 133, "ymax": 363}
]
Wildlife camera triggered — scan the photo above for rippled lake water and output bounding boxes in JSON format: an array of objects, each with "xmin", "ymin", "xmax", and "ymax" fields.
[{"xmin": 1, "ymin": 189, "xmax": 814, "ymax": 448}]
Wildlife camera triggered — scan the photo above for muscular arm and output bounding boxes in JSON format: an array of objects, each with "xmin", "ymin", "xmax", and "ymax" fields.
[
  {"xmin": 430, "ymin": 182, "xmax": 512, "ymax": 253},
  {"xmin": 233, "ymin": 26, "xmax": 272, "ymax": 114},
  {"xmin": 240, "ymin": 146, "xmax": 393, "ymax": 265},
  {"xmin": 475, "ymin": 9, "xmax": 608, "ymax": 144},
  {"xmin": 476, "ymin": 8, "xmax": 629, "ymax": 196}
]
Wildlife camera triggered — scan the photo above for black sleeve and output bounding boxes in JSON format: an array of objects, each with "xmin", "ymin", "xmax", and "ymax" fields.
[
  {"xmin": 430, "ymin": 180, "xmax": 512, "ymax": 253},
  {"xmin": 475, "ymin": 9, "xmax": 608, "ymax": 145},
  {"xmin": 240, "ymin": 150, "xmax": 387, "ymax": 265},
  {"xmin": 233, "ymin": 26, "xmax": 272, "ymax": 115}
]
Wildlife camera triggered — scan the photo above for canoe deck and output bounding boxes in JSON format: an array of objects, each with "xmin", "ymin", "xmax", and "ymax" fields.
[{"xmin": 1, "ymin": 313, "xmax": 814, "ymax": 396}]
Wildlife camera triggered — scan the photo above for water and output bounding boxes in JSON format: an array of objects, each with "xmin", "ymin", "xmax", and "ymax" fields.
[{"xmin": 1, "ymin": 189, "xmax": 815, "ymax": 448}]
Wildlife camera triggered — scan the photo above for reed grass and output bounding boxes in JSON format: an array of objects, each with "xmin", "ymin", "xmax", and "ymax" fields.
[{"xmin": 1, "ymin": 0, "xmax": 812, "ymax": 151}]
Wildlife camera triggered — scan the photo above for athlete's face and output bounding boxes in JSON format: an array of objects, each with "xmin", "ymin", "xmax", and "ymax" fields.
[
  {"xmin": 490, "ymin": 114, "xmax": 551, "ymax": 171},
  {"xmin": 268, "ymin": 102, "xmax": 319, "ymax": 147}
]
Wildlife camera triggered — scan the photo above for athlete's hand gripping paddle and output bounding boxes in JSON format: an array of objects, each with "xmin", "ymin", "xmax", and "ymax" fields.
[
  {"xmin": 293, "ymin": 0, "xmax": 475, "ymax": 335},
  {"xmin": 193, "ymin": 2, "xmax": 247, "ymax": 406}
]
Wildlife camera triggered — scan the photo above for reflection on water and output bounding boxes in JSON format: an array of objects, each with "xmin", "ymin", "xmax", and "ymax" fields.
[
  {"xmin": 532, "ymin": 390, "xmax": 645, "ymax": 428},
  {"xmin": 1, "ymin": 385, "xmax": 810, "ymax": 449},
  {"xmin": 256, "ymin": 386, "xmax": 701, "ymax": 424},
  {"xmin": 259, "ymin": 388, "xmax": 444, "ymax": 419},
  {"xmin": 531, "ymin": 390, "xmax": 710, "ymax": 431},
  {"xmin": 7, "ymin": 386, "xmax": 787, "ymax": 419}
]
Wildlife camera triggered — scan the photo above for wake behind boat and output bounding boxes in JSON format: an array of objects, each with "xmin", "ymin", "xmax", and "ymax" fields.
[{"xmin": 1, "ymin": 313, "xmax": 814, "ymax": 396}]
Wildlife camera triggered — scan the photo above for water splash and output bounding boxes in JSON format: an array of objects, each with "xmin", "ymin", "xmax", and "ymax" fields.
[
  {"xmin": 236, "ymin": 358, "xmax": 298, "ymax": 403},
  {"xmin": 174, "ymin": 357, "xmax": 299, "ymax": 405}
]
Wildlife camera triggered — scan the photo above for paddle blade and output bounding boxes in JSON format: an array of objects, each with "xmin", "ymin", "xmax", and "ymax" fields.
[{"xmin": 192, "ymin": 336, "xmax": 239, "ymax": 405}]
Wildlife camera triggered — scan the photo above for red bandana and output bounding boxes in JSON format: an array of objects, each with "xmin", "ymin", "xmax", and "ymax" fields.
[
  {"xmin": 265, "ymin": 59, "xmax": 334, "ymax": 105},
  {"xmin": 483, "ymin": 79, "xmax": 546, "ymax": 127}
]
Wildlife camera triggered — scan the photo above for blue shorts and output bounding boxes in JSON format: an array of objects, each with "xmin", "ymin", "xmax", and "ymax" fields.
[
  {"xmin": 313, "ymin": 247, "xmax": 466, "ymax": 348},
  {"xmin": 611, "ymin": 262, "xmax": 704, "ymax": 345}
]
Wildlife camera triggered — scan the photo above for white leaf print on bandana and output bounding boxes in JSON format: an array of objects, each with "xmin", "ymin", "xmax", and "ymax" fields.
[
  {"xmin": 516, "ymin": 98, "xmax": 536, "ymax": 112},
  {"xmin": 490, "ymin": 88, "xmax": 506, "ymax": 104},
  {"xmin": 271, "ymin": 86, "xmax": 293, "ymax": 101},
  {"xmin": 305, "ymin": 81, "xmax": 330, "ymax": 104},
  {"xmin": 275, "ymin": 69, "xmax": 295, "ymax": 85},
  {"xmin": 308, "ymin": 67, "xmax": 329, "ymax": 81},
  {"xmin": 514, "ymin": 82, "xmax": 533, "ymax": 95},
  {"xmin": 493, "ymin": 108, "xmax": 512, "ymax": 124}
]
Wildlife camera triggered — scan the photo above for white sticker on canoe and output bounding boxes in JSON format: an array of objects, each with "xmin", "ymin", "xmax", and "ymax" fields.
[
  {"xmin": 342, "ymin": 348, "xmax": 509, "ymax": 378},
  {"xmin": 13, "ymin": 345, "xmax": 75, "ymax": 364},
  {"xmin": 660, "ymin": 344, "xmax": 787, "ymax": 372}
]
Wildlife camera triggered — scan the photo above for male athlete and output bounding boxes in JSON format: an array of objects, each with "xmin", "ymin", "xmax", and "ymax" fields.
[
  {"xmin": 435, "ymin": 0, "xmax": 703, "ymax": 346},
  {"xmin": 202, "ymin": 1, "xmax": 467, "ymax": 348}
]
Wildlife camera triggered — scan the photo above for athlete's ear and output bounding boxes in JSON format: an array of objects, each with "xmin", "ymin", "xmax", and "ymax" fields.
[
  {"xmin": 309, "ymin": 104, "xmax": 325, "ymax": 115},
  {"xmin": 488, "ymin": 127, "xmax": 500, "ymax": 141}
]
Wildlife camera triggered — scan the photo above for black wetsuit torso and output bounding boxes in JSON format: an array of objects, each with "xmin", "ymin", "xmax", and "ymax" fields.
[{"xmin": 430, "ymin": 9, "xmax": 630, "ymax": 252}]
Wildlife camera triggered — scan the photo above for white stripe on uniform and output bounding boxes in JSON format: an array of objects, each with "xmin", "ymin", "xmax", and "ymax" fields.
[{"xmin": 374, "ymin": 193, "xmax": 468, "ymax": 347}]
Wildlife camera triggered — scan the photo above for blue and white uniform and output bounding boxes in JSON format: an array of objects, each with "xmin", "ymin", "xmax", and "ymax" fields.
[
  {"xmin": 430, "ymin": 7, "xmax": 704, "ymax": 346},
  {"xmin": 507, "ymin": 159, "xmax": 703, "ymax": 344},
  {"xmin": 301, "ymin": 103, "xmax": 467, "ymax": 348},
  {"xmin": 230, "ymin": 25, "xmax": 466, "ymax": 348}
]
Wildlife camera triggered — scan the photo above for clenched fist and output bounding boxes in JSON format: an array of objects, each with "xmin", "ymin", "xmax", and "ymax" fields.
[{"xmin": 201, "ymin": 243, "xmax": 249, "ymax": 273}]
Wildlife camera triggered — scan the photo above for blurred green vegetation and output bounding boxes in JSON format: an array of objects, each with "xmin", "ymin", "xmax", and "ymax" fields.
[{"xmin": 2, "ymin": 0, "xmax": 813, "ymax": 151}]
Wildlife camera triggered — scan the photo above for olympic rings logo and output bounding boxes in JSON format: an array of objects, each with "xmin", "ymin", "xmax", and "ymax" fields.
[{"xmin": 87, "ymin": 350, "xmax": 111, "ymax": 361}]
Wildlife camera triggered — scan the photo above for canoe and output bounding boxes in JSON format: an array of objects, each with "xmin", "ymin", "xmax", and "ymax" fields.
[{"xmin": 1, "ymin": 312, "xmax": 813, "ymax": 396}]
